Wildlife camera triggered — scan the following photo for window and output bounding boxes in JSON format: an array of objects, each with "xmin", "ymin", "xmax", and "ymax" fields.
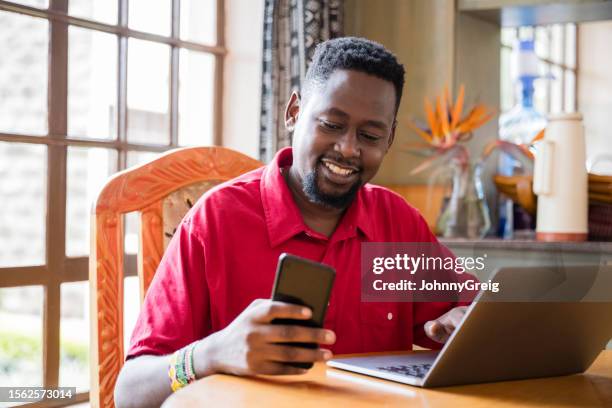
[
  {"xmin": 0, "ymin": 0, "xmax": 223, "ymax": 405},
  {"xmin": 500, "ymin": 24, "xmax": 577, "ymax": 114}
]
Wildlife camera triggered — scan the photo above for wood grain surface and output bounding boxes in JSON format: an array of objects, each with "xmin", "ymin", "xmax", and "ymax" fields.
[{"xmin": 164, "ymin": 350, "xmax": 612, "ymax": 408}]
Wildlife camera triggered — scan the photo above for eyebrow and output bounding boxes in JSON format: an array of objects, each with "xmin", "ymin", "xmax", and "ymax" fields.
[{"xmin": 323, "ymin": 107, "xmax": 389, "ymax": 131}]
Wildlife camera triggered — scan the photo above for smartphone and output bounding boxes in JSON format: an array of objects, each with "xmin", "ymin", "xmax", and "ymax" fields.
[{"xmin": 270, "ymin": 253, "xmax": 336, "ymax": 369}]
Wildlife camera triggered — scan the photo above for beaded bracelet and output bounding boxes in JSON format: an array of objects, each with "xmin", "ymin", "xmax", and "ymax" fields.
[
  {"xmin": 168, "ymin": 353, "xmax": 182, "ymax": 392},
  {"xmin": 168, "ymin": 341, "xmax": 198, "ymax": 392}
]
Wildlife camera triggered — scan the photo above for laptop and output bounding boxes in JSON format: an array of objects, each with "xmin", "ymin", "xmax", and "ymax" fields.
[{"xmin": 327, "ymin": 265, "xmax": 612, "ymax": 387}]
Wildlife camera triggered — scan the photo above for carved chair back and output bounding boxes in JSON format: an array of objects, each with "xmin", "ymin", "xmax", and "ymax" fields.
[{"xmin": 89, "ymin": 147, "xmax": 262, "ymax": 407}]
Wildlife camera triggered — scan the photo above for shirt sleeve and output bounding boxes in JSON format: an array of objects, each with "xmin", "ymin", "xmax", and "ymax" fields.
[{"xmin": 126, "ymin": 216, "xmax": 211, "ymax": 359}]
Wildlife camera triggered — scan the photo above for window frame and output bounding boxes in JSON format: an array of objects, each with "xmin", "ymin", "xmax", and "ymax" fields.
[
  {"xmin": 500, "ymin": 24, "xmax": 578, "ymax": 114},
  {"xmin": 0, "ymin": 0, "xmax": 225, "ymax": 405}
]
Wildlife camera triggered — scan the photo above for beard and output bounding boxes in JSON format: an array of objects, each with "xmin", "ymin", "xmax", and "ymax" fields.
[{"xmin": 302, "ymin": 162, "xmax": 361, "ymax": 209}]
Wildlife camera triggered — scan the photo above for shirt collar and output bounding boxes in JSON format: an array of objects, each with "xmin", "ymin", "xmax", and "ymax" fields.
[
  {"xmin": 334, "ymin": 187, "xmax": 374, "ymax": 242},
  {"xmin": 260, "ymin": 147, "xmax": 374, "ymax": 247}
]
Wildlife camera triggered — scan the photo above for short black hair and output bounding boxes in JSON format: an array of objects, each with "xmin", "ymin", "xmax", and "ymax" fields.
[{"xmin": 303, "ymin": 37, "xmax": 405, "ymax": 113}]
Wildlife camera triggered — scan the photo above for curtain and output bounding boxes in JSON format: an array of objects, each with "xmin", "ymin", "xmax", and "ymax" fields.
[{"xmin": 259, "ymin": 0, "xmax": 344, "ymax": 163}]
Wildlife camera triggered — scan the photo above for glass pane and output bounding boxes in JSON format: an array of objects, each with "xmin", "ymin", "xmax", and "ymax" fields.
[
  {"xmin": 500, "ymin": 27, "xmax": 516, "ymax": 47},
  {"xmin": 565, "ymin": 23, "xmax": 576, "ymax": 69},
  {"xmin": 500, "ymin": 47, "xmax": 513, "ymax": 112},
  {"xmin": 68, "ymin": 27, "xmax": 118, "ymax": 139},
  {"xmin": 66, "ymin": 147, "xmax": 118, "ymax": 257},
  {"xmin": 534, "ymin": 62, "xmax": 549, "ymax": 114},
  {"xmin": 128, "ymin": 0, "xmax": 171, "ymax": 37},
  {"xmin": 534, "ymin": 26, "xmax": 549, "ymax": 60},
  {"xmin": 0, "ymin": 142, "xmax": 47, "ymax": 267},
  {"xmin": 179, "ymin": 50, "xmax": 215, "ymax": 146},
  {"xmin": 127, "ymin": 39, "xmax": 170, "ymax": 145},
  {"xmin": 181, "ymin": 0, "xmax": 217, "ymax": 45},
  {"xmin": 126, "ymin": 150, "xmax": 161, "ymax": 168},
  {"xmin": 124, "ymin": 211, "xmax": 139, "ymax": 255},
  {"xmin": 123, "ymin": 276, "xmax": 141, "ymax": 352},
  {"xmin": 518, "ymin": 26, "xmax": 534, "ymax": 41},
  {"xmin": 551, "ymin": 24, "xmax": 563, "ymax": 65},
  {"xmin": 0, "ymin": 11, "xmax": 48, "ymax": 135},
  {"xmin": 565, "ymin": 70, "xmax": 576, "ymax": 113},
  {"xmin": 8, "ymin": 0, "xmax": 47, "ymax": 8},
  {"xmin": 69, "ymin": 0, "xmax": 117, "ymax": 24},
  {"xmin": 0, "ymin": 286, "xmax": 43, "ymax": 387},
  {"xmin": 550, "ymin": 65, "xmax": 563, "ymax": 113},
  {"xmin": 59, "ymin": 282, "xmax": 89, "ymax": 391}
]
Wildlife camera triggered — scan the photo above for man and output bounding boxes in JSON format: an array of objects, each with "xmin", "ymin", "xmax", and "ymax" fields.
[{"xmin": 114, "ymin": 37, "xmax": 469, "ymax": 408}]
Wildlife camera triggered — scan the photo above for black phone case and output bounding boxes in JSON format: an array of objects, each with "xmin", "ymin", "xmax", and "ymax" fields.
[{"xmin": 270, "ymin": 254, "xmax": 335, "ymax": 369}]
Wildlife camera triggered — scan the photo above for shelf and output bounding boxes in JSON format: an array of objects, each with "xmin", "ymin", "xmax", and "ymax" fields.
[
  {"xmin": 441, "ymin": 237, "xmax": 612, "ymax": 254},
  {"xmin": 458, "ymin": 0, "xmax": 612, "ymax": 27}
]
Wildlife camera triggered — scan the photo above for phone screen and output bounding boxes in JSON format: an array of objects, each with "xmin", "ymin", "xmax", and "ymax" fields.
[{"xmin": 271, "ymin": 253, "xmax": 336, "ymax": 327}]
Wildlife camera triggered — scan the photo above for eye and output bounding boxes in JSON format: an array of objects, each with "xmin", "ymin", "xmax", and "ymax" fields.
[
  {"xmin": 360, "ymin": 132, "xmax": 381, "ymax": 142},
  {"xmin": 319, "ymin": 119, "xmax": 343, "ymax": 131}
]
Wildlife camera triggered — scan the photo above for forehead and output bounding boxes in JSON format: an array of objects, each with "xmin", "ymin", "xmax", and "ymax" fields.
[{"xmin": 306, "ymin": 70, "xmax": 396, "ymax": 122}]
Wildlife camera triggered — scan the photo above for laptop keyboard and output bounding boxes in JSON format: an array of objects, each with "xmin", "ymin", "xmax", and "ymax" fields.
[{"xmin": 377, "ymin": 363, "xmax": 432, "ymax": 378}]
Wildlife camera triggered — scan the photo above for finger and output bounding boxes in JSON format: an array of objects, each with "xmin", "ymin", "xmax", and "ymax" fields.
[
  {"xmin": 255, "ymin": 361, "xmax": 309, "ymax": 375},
  {"xmin": 263, "ymin": 344, "xmax": 332, "ymax": 363},
  {"xmin": 450, "ymin": 306, "xmax": 468, "ymax": 325},
  {"xmin": 252, "ymin": 300, "xmax": 312, "ymax": 323},
  {"xmin": 262, "ymin": 325, "xmax": 336, "ymax": 345},
  {"xmin": 424, "ymin": 320, "xmax": 436, "ymax": 338},
  {"xmin": 456, "ymin": 306, "xmax": 468, "ymax": 314},
  {"xmin": 424, "ymin": 320, "xmax": 450, "ymax": 343}
]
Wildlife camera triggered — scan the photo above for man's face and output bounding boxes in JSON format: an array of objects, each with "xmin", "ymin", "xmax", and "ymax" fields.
[{"xmin": 286, "ymin": 69, "xmax": 397, "ymax": 209}]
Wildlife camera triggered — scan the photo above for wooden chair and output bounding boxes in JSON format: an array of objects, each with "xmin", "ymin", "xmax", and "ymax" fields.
[{"xmin": 89, "ymin": 147, "xmax": 262, "ymax": 408}]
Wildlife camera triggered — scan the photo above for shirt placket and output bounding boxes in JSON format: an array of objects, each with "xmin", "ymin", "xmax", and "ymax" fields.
[{"xmin": 319, "ymin": 228, "xmax": 357, "ymax": 335}]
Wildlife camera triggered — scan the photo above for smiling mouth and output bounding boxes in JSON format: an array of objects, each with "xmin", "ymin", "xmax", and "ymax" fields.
[{"xmin": 321, "ymin": 158, "xmax": 359, "ymax": 177}]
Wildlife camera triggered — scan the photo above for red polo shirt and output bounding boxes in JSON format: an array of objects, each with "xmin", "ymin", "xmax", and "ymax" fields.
[{"xmin": 127, "ymin": 147, "xmax": 467, "ymax": 359}]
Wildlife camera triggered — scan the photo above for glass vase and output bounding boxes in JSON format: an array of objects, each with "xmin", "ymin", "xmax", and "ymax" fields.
[{"xmin": 436, "ymin": 161, "xmax": 491, "ymax": 239}]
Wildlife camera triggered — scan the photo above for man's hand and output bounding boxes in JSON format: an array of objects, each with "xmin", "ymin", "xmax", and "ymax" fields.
[
  {"xmin": 196, "ymin": 299, "xmax": 336, "ymax": 376},
  {"xmin": 424, "ymin": 306, "xmax": 468, "ymax": 344}
]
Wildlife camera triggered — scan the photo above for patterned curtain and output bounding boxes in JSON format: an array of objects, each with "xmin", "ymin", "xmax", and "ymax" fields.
[{"xmin": 259, "ymin": 0, "xmax": 344, "ymax": 163}]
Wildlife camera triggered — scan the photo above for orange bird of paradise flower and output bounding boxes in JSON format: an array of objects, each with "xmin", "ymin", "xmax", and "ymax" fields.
[
  {"xmin": 407, "ymin": 84, "xmax": 495, "ymax": 149},
  {"xmin": 405, "ymin": 85, "xmax": 543, "ymax": 176}
]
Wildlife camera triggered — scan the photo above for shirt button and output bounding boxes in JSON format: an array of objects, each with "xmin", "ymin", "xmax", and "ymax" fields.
[{"xmin": 387, "ymin": 312, "xmax": 393, "ymax": 320}]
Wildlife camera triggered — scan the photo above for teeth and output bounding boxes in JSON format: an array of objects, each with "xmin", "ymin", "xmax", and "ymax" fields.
[{"xmin": 323, "ymin": 161, "xmax": 355, "ymax": 176}]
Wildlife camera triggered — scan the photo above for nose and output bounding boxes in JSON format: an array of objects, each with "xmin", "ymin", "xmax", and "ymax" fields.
[{"xmin": 334, "ymin": 130, "xmax": 360, "ymax": 159}]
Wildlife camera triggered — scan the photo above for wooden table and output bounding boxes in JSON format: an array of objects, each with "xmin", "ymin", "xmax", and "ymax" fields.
[{"xmin": 162, "ymin": 350, "xmax": 612, "ymax": 407}]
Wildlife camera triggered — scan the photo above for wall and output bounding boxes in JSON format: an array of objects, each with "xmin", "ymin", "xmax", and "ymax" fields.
[
  {"xmin": 345, "ymin": 0, "xmax": 456, "ymax": 185},
  {"xmin": 344, "ymin": 0, "xmax": 500, "ymax": 185},
  {"xmin": 221, "ymin": 0, "xmax": 503, "ymax": 204},
  {"xmin": 222, "ymin": 0, "xmax": 264, "ymax": 159},
  {"xmin": 454, "ymin": 12, "xmax": 501, "ymax": 217},
  {"xmin": 345, "ymin": 0, "xmax": 501, "ymax": 226},
  {"xmin": 578, "ymin": 20, "xmax": 612, "ymax": 175}
]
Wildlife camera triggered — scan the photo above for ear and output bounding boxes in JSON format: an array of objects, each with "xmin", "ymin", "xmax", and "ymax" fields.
[
  {"xmin": 387, "ymin": 120, "xmax": 397, "ymax": 151},
  {"xmin": 284, "ymin": 91, "xmax": 301, "ymax": 132}
]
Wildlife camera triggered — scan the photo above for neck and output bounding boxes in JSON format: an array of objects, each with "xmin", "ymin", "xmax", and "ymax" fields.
[{"xmin": 284, "ymin": 166, "xmax": 346, "ymax": 237}]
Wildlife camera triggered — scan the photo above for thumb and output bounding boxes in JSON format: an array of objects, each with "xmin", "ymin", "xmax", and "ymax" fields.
[{"xmin": 424, "ymin": 320, "xmax": 449, "ymax": 343}]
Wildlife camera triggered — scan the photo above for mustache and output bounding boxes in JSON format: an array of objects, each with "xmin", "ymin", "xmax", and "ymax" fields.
[{"xmin": 319, "ymin": 154, "xmax": 362, "ymax": 171}]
